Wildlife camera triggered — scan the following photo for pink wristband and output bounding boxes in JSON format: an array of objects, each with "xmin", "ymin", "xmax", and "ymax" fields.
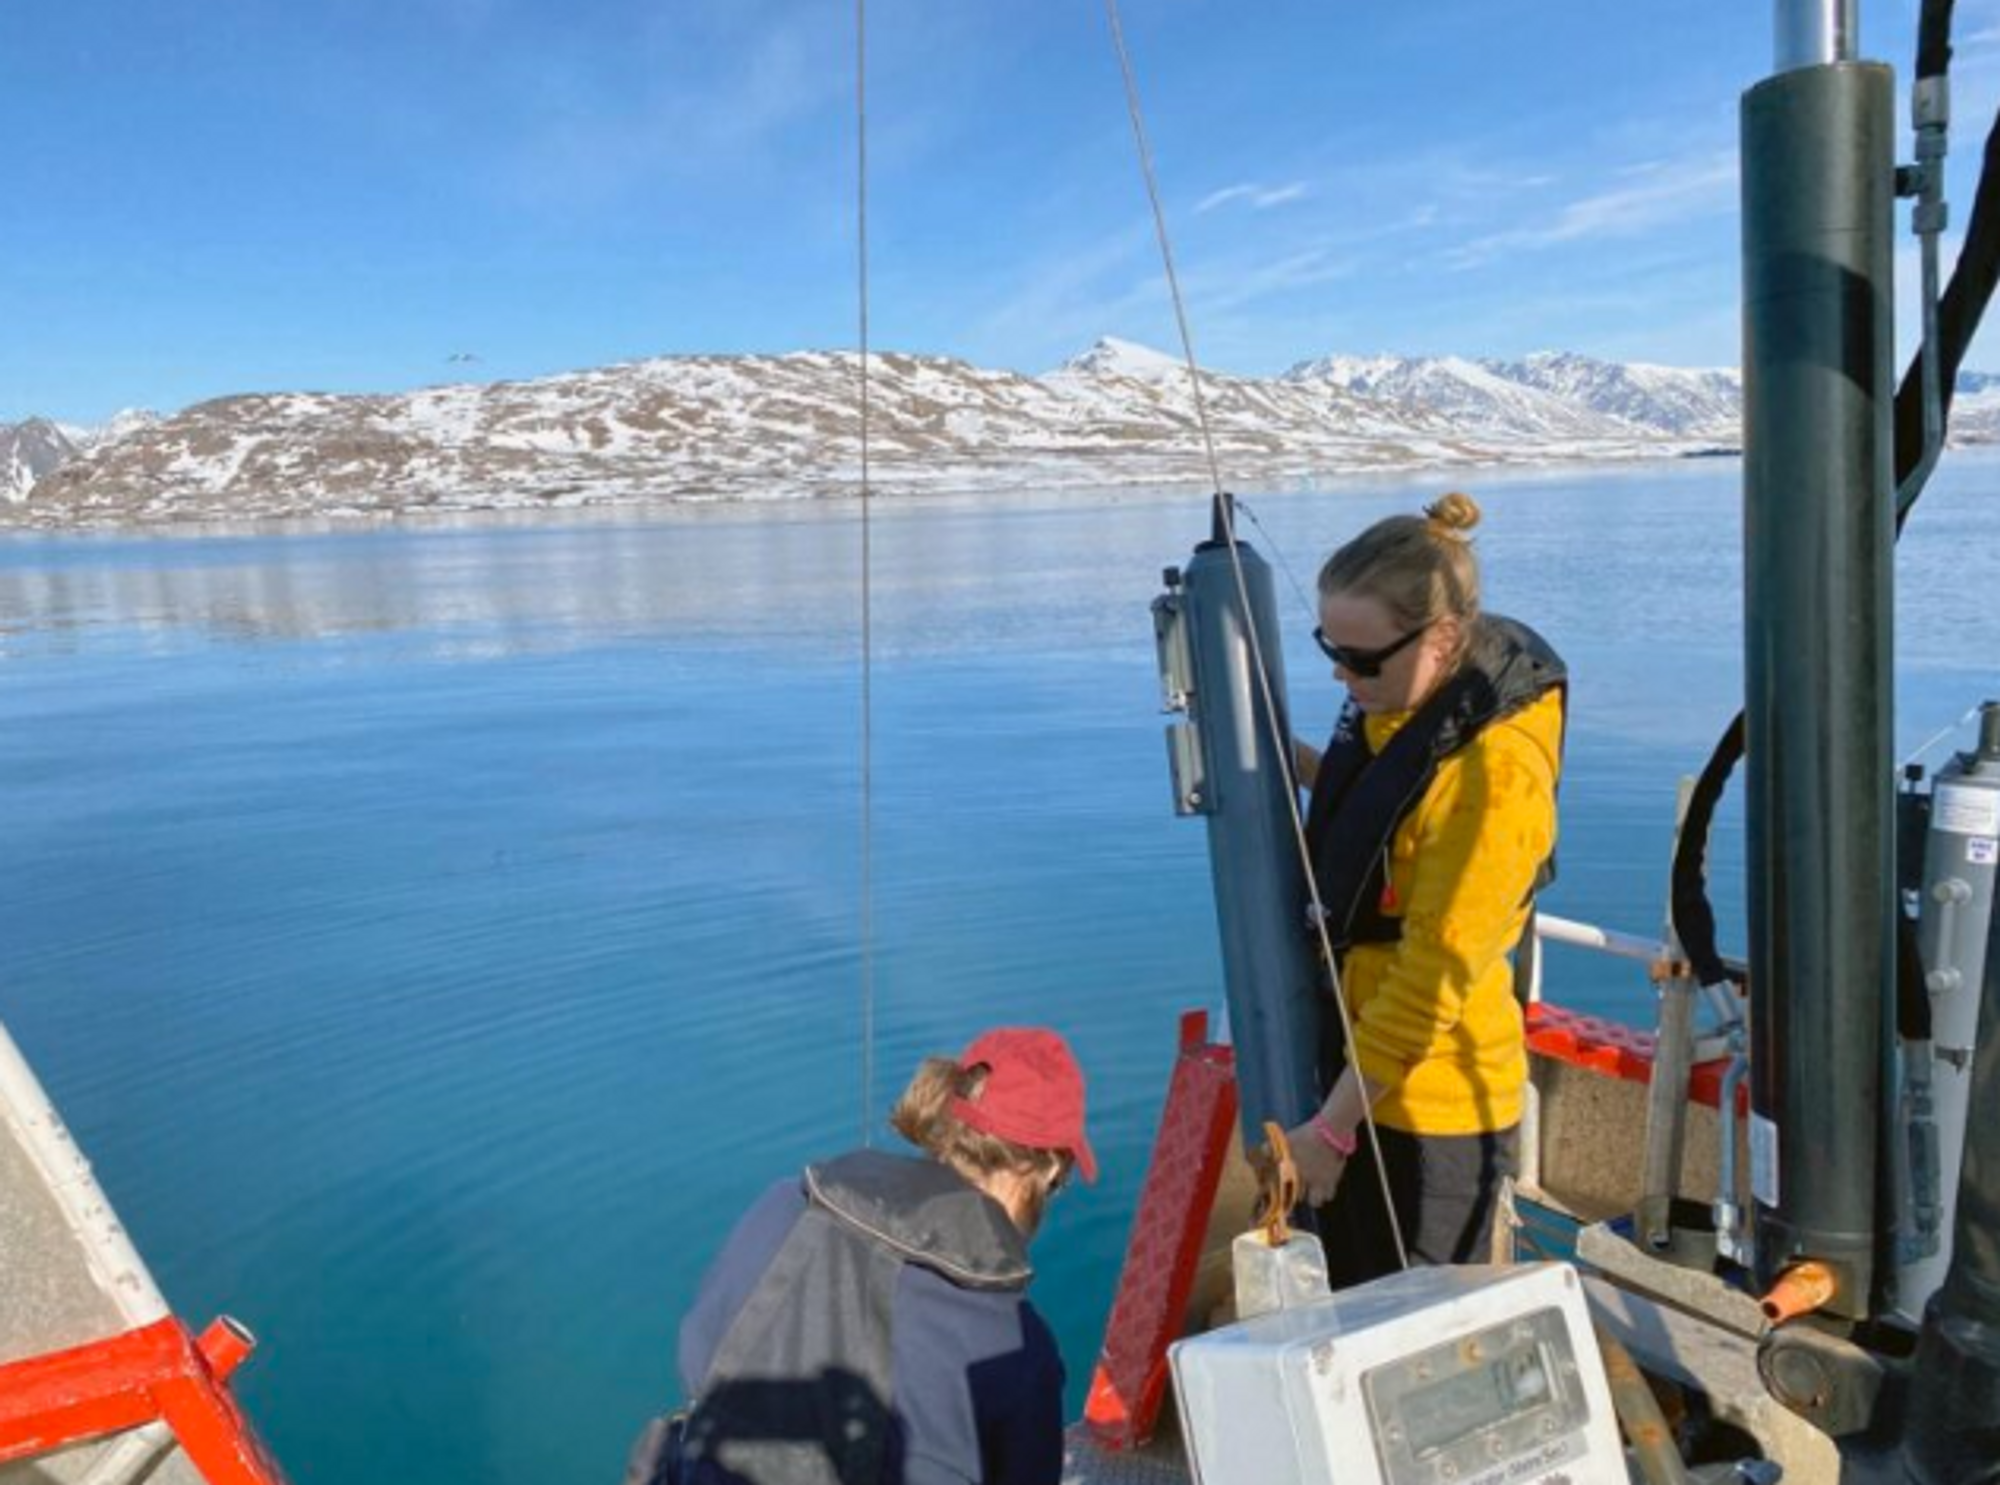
[{"xmin": 1310, "ymin": 1113, "xmax": 1358, "ymax": 1158}]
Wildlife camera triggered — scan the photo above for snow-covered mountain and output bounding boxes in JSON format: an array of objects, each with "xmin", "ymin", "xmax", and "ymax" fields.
[
  {"xmin": 2, "ymin": 409, "xmax": 161, "ymax": 504},
  {"xmin": 1052, "ymin": 335, "xmax": 1192, "ymax": 382},
  {"xmin": 0, "ymin": 341, "xmax": 1761, "ymax": 528},
  {"xmin": 1947, "ymin": 370, "xmax": 2000, "ymax": 444},
  {"xmin": 1486, "ymin": 352, "xmax": 1742, "ymax": 437},
  {"xmin": 1, "ymin": 419, "xmax": 80, "ymax": 504},
  {"xmin": 56, "ymin": 409, "xmax": 163, "ymax": 453},
  {"xmin": 1284, "ymin": 352, "xmax": 1741, "ymax": 442}
]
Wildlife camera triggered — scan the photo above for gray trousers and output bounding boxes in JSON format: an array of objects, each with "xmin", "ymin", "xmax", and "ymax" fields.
[{"xmin": 1314, "ymin": 1122, "xmax": 1519, "ymax": 1289}]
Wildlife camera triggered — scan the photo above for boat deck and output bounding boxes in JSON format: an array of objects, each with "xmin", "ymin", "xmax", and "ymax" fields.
[{"xmin": 1062, "ymin": 1424, "xmax": 1192, "ymax": 1485}]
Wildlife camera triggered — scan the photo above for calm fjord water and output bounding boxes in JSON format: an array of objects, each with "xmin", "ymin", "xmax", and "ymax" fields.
[{"xmin": 3, "ymin": 459, "xmax": 1997, "ymax": 1485}]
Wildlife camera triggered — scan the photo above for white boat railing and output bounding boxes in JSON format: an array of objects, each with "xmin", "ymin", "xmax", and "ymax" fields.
[
  {"xmin": 1529, "ymin": 910, "xmax": 1747, "ymax": 1018},
  {"xmin": 1522, "ymin": 909, "xmax": 1751, "ymax": 1257},
  {"xmin": 0, "ymin": 1019, "xmax": 225, "ymax": 1483},
  {"xmin": 1535, "ymin": 911, "xmax": 1674, "ymax": 966},
  {"xmin": 0, "ymin": 1017, "xmax": 170, "ymax": 1338}
]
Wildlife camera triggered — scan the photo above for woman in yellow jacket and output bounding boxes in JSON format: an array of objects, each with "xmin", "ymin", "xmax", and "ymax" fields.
[{"xmin": 1288, "ymin": 491, "xmax": 1564, "ymax": 1287}]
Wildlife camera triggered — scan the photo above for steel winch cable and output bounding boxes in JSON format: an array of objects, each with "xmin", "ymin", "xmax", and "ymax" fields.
[
  {"xmin": 1232, "ymin": 497, "xmax": 1324, "ymax": 621},
  {"xmin": 1103, "ymin": 0, "xmax": 1409, "ymax": 1270},
  {"xmin": 856, "ymin": 0, "xmax": 877, "ymax": 1148},
  {"xmin": 1101, "ymin": 0, "xmax": 1225, "ymax": 500}
]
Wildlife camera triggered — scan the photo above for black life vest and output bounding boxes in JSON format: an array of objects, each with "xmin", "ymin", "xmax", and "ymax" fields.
[{"xmin": 1303, "ymin": 614, "xmax": 1566, "ymax": 957}]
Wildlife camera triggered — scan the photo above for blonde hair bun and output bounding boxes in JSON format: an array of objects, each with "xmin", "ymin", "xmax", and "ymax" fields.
[{"xmin": 1423, "ymin": 491, "xmax": 1481, "ymax": 542}]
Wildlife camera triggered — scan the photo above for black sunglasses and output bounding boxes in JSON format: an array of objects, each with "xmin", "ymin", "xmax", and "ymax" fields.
[{"xmin": 1312, "ymin": 620, "xmax": 1431, "ymax": 679}]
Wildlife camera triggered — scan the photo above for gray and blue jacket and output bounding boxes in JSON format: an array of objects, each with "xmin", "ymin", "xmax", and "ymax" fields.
[{"xmin": 671, "ymin": 1150, "xmax": 1065, "ymax": 1485}]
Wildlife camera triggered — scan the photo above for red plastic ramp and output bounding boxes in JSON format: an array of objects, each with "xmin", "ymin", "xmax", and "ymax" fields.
[{"xmin": 1083, "ymin": 1011, "xmax": 1237, "ymax": 1451}]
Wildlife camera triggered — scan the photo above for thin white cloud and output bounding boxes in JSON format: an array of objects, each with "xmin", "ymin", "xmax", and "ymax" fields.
[
  {"xmin": 1198, "ymin": 247, "xmax": 1355, "ymax": 314},
  {"xmin": 968, "ymin": 223, "xmax": 1163, "ymax": 351},
  {"xmin": 1195, "ymin": 180, "xmax": 1310, "ymax": 213},
  {"xmin": 501, "ymin": 13, "xmax": 848, "ymax": 208},
  {"xmin": 1441, "ymin": 150, "xmax": 1737, "ymax": 270},
  {"xmin": 1195, "ymin": 183, "xmax": 1256, "ymax": 213},
  {"xmin": 1252, "ymin": 182, "xmax": 1309, "ymax": 209}
]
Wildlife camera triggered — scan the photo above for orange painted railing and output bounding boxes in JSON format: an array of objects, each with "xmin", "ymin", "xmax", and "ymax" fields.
[{"xmin": 0, "ymin": 1316, "xmax": 286, "ymax": 1484}]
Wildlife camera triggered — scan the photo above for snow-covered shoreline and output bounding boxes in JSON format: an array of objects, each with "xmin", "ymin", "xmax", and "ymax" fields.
[{"xmin": 10, "ymin": 335, "xmax": 1983, "ymax": 531}]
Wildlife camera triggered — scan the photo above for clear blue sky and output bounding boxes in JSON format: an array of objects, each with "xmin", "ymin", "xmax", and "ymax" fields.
[{"xmin": 6, "ymin": 0, "xmax": 1997, "ymax": 423}]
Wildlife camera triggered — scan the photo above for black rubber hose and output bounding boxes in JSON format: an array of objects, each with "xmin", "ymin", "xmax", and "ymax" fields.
[
  {"xmin": 1916, "ymin": 0, "xmax": 1956, "ymax": 84},
  {"xmin": 1668, "ymin": 714, "xmax": 1745, "ymax": 991},
  {"xmin": 1898, "ymin": 908, "xmax": 1934, "ymax": 1042},
  {"xmin": 1896, "ymin": 98, "xmax": 2000, "ymax": 524}
]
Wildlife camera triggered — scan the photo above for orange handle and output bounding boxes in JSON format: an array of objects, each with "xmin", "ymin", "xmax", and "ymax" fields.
[
  {"xmin": 1255, "ymin": 1120, "xmax": 1300, "ymax": 1247},
  {"xmin": 1760, "ymin": 1261, "xmax": 1837, "ymax": 1325}
]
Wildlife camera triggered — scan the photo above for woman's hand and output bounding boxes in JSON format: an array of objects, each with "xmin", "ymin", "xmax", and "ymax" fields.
[{"xmin": 1285, "ymin": 1121, "xmax": 1348, "ymax": 1206}]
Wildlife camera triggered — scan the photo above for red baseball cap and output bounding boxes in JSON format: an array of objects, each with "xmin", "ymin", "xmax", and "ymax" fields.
[{"xmin": 949, "ymin": 1026, "xmax": 1098, "ymax": 1184}]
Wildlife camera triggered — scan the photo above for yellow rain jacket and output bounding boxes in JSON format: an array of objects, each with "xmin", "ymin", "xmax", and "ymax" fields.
[{"xmin": 1337, "ymin": 687, "xmax": 1564, "ymax": 1136}]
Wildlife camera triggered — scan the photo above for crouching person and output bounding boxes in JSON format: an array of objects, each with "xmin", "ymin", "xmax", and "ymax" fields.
[{"xmin": 627, "ymin": 1027, "xmax": 1096, "ymax": 1485}]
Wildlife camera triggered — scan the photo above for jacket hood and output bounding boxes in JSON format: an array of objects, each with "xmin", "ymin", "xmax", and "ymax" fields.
[{"xmin": 805, "ymin": 1150, "xmax": 1033, "ymax": 1291}]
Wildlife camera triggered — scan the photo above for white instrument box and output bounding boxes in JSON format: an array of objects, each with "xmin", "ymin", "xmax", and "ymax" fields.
[{"xmin": 1169, "ymin": 1263, "xmax": 1627, "ymax": 1485}]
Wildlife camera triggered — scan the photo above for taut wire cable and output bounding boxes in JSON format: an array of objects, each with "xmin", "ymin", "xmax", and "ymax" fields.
[
  {"xmin": 1102, "ymin": 0, "xmax": 1407, "ymax": 1269},
  {"xmin": 856, "ymin": 0, "xmax": 877, "ymax": 1147}
]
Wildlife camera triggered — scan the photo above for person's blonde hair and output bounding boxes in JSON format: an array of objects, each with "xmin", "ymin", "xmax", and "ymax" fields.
[
  {"xmin": 890, "ymin": 1057, "xmax": 1068, "ymax": 1189},
  {"xmin": 1316, "ymin": 491, "xmax": 1483, "ymax": 634}
]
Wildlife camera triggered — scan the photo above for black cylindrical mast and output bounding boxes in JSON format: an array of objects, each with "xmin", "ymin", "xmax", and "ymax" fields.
[{"xmin": 1739, "ymin": 31, "xmax": 1897, "ymax": 1314}]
